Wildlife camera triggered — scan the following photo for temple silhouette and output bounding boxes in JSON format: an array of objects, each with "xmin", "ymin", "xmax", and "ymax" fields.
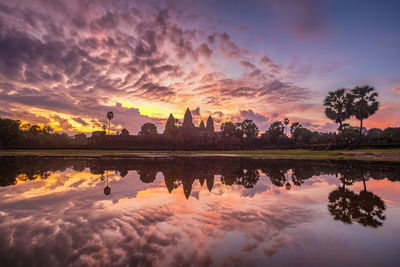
[{"xmin": 89, "ymin": 107, "xmax": 227, "ymax": 150}]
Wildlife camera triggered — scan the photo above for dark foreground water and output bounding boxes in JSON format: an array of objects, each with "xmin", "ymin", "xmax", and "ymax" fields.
[{"xmin": 0, "ymin": 156, "xmax": 399, "ymax": 267}]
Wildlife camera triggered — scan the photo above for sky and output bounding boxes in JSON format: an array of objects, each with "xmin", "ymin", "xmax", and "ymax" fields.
[{"xmin": 0, "ymin": 0, "xmax": 399, "ymax": 135}]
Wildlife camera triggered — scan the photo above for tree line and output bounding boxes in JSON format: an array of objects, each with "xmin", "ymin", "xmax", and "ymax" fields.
[{"xmin": 1, "ymin": 84, "xmax": 399, "ymax": 149}]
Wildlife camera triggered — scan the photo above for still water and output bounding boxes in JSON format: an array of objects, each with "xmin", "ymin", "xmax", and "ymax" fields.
[{"xmin": 0, "ymin": 156, "xmax": 399, "ymax": 266}]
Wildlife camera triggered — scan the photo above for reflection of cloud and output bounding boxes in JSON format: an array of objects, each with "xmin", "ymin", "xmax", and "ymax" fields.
[
  {"xmin": 0, "ymin": 169, "xmax": 317, "ymax": 266},
  {"xmin": 2, "ymin": 157, "xmax": 398, "ymax": 266},
  {"xmin": 240, "ymin": 180, "xmax": 270, "ymax": 197}
]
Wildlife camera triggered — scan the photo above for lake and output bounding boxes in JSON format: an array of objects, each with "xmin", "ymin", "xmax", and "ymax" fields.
[{"xmin": 0, "ymin": 156, "xmax": 399, "ymax": 266}]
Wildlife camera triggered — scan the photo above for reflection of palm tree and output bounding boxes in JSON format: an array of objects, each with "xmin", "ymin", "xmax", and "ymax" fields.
[
  {"xmin": 327, "ymin": 176, "xmax": 386, "ymax": 228},
  {"xmin": 285, "ymin": 172, "xmax": 291, "ymax": 190},
  {"xmin": 356, "ymin": 176, "xmax": 386, "ymax": 227},
  {"xmin": 104, "ymin": 170, "xmax": 111, "ymax": 195},
  {"xmin": 328, "ymin": 185, "xmax": 357, "ymax": 225},
  {"xmin": 357, "ymin": 190, "xmax": 386, "ymax": 227}
]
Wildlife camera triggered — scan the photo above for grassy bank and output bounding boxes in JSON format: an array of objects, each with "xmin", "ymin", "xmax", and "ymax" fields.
[{"xmin": 1, "ymin": 149, "xmax": 400, "ymax": 162}]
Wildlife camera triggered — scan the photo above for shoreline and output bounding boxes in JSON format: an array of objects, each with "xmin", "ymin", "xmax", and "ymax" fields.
[{"xmin": 1, "ymin": 149, "xmax": 400, "ymax": 162}]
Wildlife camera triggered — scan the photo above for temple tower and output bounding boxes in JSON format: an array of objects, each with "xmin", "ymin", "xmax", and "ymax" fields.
[
  {"xmin": 206, "ymin": 115, "xmax": 214, "ymax": 133},
  {"xmin": 182, "ymin": 108, "xmax": 194, "ymax": 129},
  {"xmin": 199, "ymin": 120, "xmax": 206, "ymax": 130}
]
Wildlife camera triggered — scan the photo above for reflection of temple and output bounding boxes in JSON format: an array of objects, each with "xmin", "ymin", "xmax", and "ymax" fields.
[
  {"xmin": 162, "ymin": 160, "xmax": 216, "ymax": 199},
  {"xmin": 0, "ymin": 156, "xmax": 397, "ymax": 225}
]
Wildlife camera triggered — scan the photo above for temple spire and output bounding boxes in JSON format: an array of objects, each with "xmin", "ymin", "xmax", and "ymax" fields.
[
  {"xmin": 199, "ymin": 120, "xmax": 205, "ymax": 130},
  {"xmin": 206, "ymin": 115, "xmax": 214, "ymax": 132}
]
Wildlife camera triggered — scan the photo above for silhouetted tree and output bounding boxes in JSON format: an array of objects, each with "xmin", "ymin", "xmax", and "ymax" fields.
[
  {"xmin": 239, "ymin": 119, "xmax": 259, "ymax": 139},
  {"xmin": 120, "ymin": 128, "xmax": 130, "ymax": 136},
  {"xmin": 283, "ymin": 118, "xmax": 289, "ymax": 135},
  {"xmin": 290, "ymin": 122, "xmax": 301, "ymax": 143},
  {"xmin": 0, "ymin": 118, "xmax": 21, "ymax": 148},
  {"xmin": 139, "ymin": 123, "xmax": 158, "ymax": 136},
  {"xmin": 293, "ymin": 127, "xmax": 314, "ymax": 145},
  {"xmin": 350, "ymin": 85, "xmax": 379, "ymax": 145},
  {"xmin": 367, "ymin": 128, "xmax": 382, "ymax": 143},
  {"xmin": 107, "ymin": 111, "xmax": 114, "ymax": 135},
  {"xmin": 323, "ymin": 88, "xmax": 352, "ymax": 134},
  {"xmin": 73, "ymin": 133, "xmax": 88, "ymax": 146},
  {"xmin": 382, "ymin": 127, "xmax": 400, "ymax": 143},
  {"xmin": 28, "ymin": 124, "xmax": 41, "ymax": 135},
  {"xmin": 342, "ymin": 124, "xmax": 362, "ymax": 144},
  {"xmin": 220, "ymin": 121, "xmax": 237, "ymax": 144},
  {"xmin": 266, "ymin": 121, "xmax": 284, "ymax": 145}
]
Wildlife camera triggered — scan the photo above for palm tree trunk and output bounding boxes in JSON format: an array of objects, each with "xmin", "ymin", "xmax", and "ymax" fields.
[
  {"xmin": 362, "ymin": 176, "xmax": 367, "ymax": 191},
  {"xmin": 108, "ymin": 119, "xmax": 110, "ymax": 135},
  {"xmin": 358, "ymin": 119, "xmax": 363, "ymax": 146},
  {"xmin": 339, "ymin": 121, "xmax": 343, "ymax": 134},
  {"xmin": 338, "ymin": 121, "xmax": 343, "ymax": 144}
]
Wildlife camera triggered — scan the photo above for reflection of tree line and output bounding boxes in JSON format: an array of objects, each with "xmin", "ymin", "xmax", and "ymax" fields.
[{"xmin": 1, "ymin": 157, "xmax": 398, "ymax": 227}]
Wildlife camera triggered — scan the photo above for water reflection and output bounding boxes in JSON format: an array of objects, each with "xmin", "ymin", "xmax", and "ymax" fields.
[
  {"xmin": 328, "ymin": 174, "xmax": 386, "ymax": 228},
  {"xmin": 0, "ymin": 156, "xmax": 399, "ymax": 227},
  {"xmin": 0, "ymin": 156, "xmax": 400, "ymax": 266},
  {"xmin": 103, "ymin": 171, "xmax": 111, "ymax": 195}
]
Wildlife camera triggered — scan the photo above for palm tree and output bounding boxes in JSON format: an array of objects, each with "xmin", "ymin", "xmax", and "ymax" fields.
[
  {"xmin": 104, "ymin": 170, "xmax": 111, "ymax": 195},
  {"xmin": 350, "ymin": 85, "xmax": 379, "ymax": 145},
  {"xmin": 107, "ymin": 111, "xmax": 114, "ymax": 135},
  {"xmin": 283, "ymin": 118, "xmax": 289, "ymax": 136},
  {"xmin": 323, "ymin": 88, "xmax": 352, "ymax": 134}
]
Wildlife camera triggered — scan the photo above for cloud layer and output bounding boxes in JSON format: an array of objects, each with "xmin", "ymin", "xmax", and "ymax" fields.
[{"xmin": 0, "ymin": 0, "xmax": 399, "ymax": 133}]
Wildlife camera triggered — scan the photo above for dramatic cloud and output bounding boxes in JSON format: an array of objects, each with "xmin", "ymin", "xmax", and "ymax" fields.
[
  {"xmin": 72, "ymin": 117, "xmax": 89, "ymax": 126},
  {"xmin": 0, "ymin": 0, "xmax": 398, "ymax": 133},
  {"xmin": 239, "ymin": 109, "xmax": 269, "ymax": 124}
]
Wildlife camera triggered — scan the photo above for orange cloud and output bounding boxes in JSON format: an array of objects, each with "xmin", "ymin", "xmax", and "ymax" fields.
[{"xmin": 393, "ymin": 88, "xmax": 400, "ymax": 95}]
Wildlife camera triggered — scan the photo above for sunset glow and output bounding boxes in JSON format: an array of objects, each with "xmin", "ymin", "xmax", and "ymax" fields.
[{"xmin": 1, "ymin": 0, "xmax": 399, "ymax": 135}]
